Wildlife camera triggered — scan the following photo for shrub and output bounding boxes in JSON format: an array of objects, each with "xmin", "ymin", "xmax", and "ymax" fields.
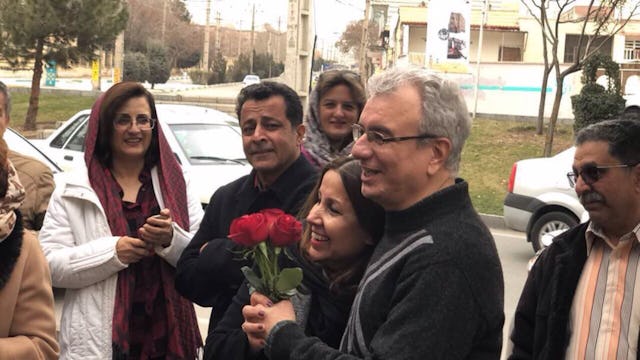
[
  {"xmin": 147, "ymin": 44, "xmax": 171, "ymax": 89},
  {"xmin": 571, "ymin": 53, "xmax": 625, "ymax": 133},
  {"xmin": 188, "ymin": 70, "xmax": 211, "ymax": 85},
  {"xmin": 123, "ymin": 52, "xmax": 150, "ymax": 83}
]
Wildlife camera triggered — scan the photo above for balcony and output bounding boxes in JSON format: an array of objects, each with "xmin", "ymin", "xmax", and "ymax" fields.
[{"xmin": 624, "ymin": 48, "xmax": 640, "ymax": 62}]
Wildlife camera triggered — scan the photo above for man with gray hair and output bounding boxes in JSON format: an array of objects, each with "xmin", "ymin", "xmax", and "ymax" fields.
[
  {"xmin": 242, "ymin": 67, "xmax": 505, "ymax": 359},
  {"xmin": 509, "ymin": 119, "xmax": 640, "ymax": 359}
]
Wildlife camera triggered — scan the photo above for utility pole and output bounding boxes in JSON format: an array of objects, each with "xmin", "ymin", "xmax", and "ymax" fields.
[
  {"xmin": 472, "ymin": 0, "xmax": 489, "ymax": 119},
  {"xmin": 250, "ymin": 3, "xmax": 255, "ymax": 74},
  {"xmin": 161, "ymin": 0, "xmax": 167, "ymax": 45},
  {"xmin": 268, "ymin": 30, "xmax": 272, "ymax": 78},
  {"xmin": 359, "ymin": 0, "xmax": 371, "ymax": 82},
  {"xmin": 114, "ymin": 31, "xmax": 124, "ymax": 84},
  {"xmin": 203, "ymin": 0, "xmax": 211, "ymax": 71},
  {"xmin": 215, "ymin": 11, "xmax": 222, "ymax": 52}
]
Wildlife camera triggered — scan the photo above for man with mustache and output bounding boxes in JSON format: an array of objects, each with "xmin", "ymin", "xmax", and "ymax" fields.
[
  {"xmin": 176, "ymin": 81, "xmax": 317, "ymax": 330},
  {"xmin": 509, "ymin": 119, "xmax": 640, "ymax": 359}
]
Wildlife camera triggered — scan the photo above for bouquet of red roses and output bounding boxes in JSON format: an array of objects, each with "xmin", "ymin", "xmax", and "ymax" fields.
[{"xmin": 228, "ymin": 208, "xmax": 303, "ymax": 302}]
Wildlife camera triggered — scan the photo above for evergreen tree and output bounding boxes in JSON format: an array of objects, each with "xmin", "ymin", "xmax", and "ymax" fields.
[
  {"xmin": 209, "ymin": 52, "xmax": 227, "ymax": 84},
  {"xmin": 123, "ymin": 52, "xmax": 150, "ymax": 83},
  {"xmin": 0, "ymin": 0, "xmax": 128, "ymax": 130},
  {"xmin": 147, "ymin": 43, "xmax": 170, "ymax": 89}
]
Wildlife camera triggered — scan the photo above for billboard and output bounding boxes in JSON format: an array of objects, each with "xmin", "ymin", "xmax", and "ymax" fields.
[{"xmin": 425, "ymin": 0, "xmax": 471, "ymax": 73}]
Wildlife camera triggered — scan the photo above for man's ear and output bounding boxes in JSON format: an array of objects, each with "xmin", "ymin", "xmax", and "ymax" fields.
[
  {"xmin": 295, "ymin": 124, "xmax": 305, "ymax": 146},
  {"xmin": 426, "ymin": 138, "xmax": 452, "ymax": 175}
]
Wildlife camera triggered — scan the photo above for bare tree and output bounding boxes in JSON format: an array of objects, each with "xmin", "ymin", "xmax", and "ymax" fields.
[{"xmin": 521, "ymin": 0, "xmax": 640, "ymax": 156}]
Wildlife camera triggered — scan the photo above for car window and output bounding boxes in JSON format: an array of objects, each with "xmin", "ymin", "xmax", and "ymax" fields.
[
  {"xmin": 169, "ymin": 123, "xmax": 246, "ymax": 164},
  {"xmin": 65, "ymin": 120, "xmax": 89, "ymax": 151},
  {"xmin": 50, "ymin": 114, "xmax": 88, "ymax": 149}
]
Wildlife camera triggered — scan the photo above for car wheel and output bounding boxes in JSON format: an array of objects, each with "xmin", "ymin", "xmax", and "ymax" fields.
[{"xmin": 530, "ymin": 211, "xmax": 578, "ymax": 252}]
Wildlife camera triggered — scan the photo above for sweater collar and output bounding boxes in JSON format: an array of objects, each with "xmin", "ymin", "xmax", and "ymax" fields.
[
  {"xmin": 385, "ymin": 178, "xmax": 471, "ymax": 235},
  {"xmin": 244, "ymin": 155, "xmax": 316, "ymax": 201}
]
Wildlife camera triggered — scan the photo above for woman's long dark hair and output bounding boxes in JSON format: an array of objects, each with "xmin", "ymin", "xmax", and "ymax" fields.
[
  {"xmin": 298, "ymin": 156, "xmax": 385, "ymax": 294},
  {"xmin": 94, "ymin": 82, "xmax": 160, "ymax": 169},
  {"xmin": 0, "ymin": 138, "xmax": 8, "ymax": 197}
]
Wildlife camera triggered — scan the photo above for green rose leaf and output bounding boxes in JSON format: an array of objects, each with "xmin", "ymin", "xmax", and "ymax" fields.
[
  {"xmin": 241, "ymin": 266, "xmax": 264, "ymax": 291},
  {"xmin": 275, "ymin": 267, "xmax": 303, "ymax": 293}
]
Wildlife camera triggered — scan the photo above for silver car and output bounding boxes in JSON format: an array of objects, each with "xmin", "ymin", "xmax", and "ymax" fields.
[{"xmin": 503, "ymin": 147, "xmax": 587, "ymax": 252}]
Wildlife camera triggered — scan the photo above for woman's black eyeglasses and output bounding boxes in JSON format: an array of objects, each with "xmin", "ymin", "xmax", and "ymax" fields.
[
  {"xmin": 114, "ymin": 115, "xmax": 156, "ymax": 131},
  {"xmin": 567, "ymin": 162, "xmax": 638, "ymax": 187},
  {"xmin": 352, "ymin": 124, "xmax": 438, "ymax": 145}
]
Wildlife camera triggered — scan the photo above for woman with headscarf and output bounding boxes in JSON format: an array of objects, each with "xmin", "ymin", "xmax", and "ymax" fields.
[
  {"xmin": 301, "ymin": 70, "xmax": 366, "ymax": 169},
  {"xmin": 39, "ymin": 82, "xmax": 204, "ymax": 359},
  {"xmin": 0, "ymin": 136, "xmax": 58, "ymax": 359}
]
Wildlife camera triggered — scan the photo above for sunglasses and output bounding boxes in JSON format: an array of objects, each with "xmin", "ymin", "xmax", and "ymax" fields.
[
  {"xmin": 318, "ymin": 69, "xmax": 361, "ymax": 82},
  {"xmin": 566, "ymin": 162, "xmax": 637, "ymax": 187}
]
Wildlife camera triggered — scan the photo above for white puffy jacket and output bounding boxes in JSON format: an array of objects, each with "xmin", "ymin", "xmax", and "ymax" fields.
[{"xmin": 39, "ymin": 166, "xmax": 204, "ymax": 359}]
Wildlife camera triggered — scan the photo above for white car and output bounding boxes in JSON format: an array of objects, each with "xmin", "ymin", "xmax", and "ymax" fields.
[
  {"xmin": 35, "ymin": 104, "xmax": 251, "ymax": 206},
  {"xmin": 503, "ymin": 147, "xmax": 587, "ymax": 252},
  {"xmin": 624, "ymin": 93, "xmax": 640, "ymax": 120},
  {"xmin": 242, "ymin": 75, "xmax": 260, "ymax": 87},
  {"xmin": 4, "ymin": 127, "xmax": 62, "ymax": 175}
]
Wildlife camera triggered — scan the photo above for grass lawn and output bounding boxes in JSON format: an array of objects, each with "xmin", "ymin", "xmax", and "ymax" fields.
[
  {"xmin": 461, "ymin": 119, "xmax": 575, "ymax": 215},
  {"xmin": 9, "ymin": 92, "xmax": 576, "ymax": 215},
  {"xmin": 8, "ymin": 91, "xmax": 98, "ymax": 130}
]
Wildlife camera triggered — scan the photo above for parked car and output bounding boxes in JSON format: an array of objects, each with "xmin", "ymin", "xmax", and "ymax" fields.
[
  {"xmin": 34, "ymin": 104, "xmax": 251, "ymax": 206},
  {"xmin": 242, "ymin": 74, "xmax": 260, "ymax": 87},
  {"xmin": 624, "ymin": 93, "xmax": 640, "ymax": 120},
  {"xmin": 503, "ymin": 147, "xmax": 587, "ymax": 252},
  {"xmin": 4, "ymin": 127, "xmax": 62, "ymax": 175}
]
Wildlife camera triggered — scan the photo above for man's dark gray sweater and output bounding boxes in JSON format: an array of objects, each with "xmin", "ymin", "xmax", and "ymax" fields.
[{"xmin": 266, "ymin": 179, "xmax": 505, "ymax": 360}]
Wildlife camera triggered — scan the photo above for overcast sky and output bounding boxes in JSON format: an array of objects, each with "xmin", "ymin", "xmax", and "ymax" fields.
[{"xmin": 184, "ymin": 0, "xmax": 364, "ymax": 40}]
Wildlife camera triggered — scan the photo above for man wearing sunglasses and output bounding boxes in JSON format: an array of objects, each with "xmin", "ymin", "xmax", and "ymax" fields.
[
  {"xmin": 510, "ymin": 119, "xmax": 640, "ymax": 359},
  {"xmin": 246, "ymin": 67, "xmax": 505, "ymax": 359}
]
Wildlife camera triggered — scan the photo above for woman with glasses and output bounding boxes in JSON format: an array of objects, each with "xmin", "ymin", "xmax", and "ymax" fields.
[
  {"xmin": 301, "ymin": 70, "xmax": 366, "ymax": 169},
  {"xmin": 39, "ymin": 82, "xmax": 204, "ymax": 359}
]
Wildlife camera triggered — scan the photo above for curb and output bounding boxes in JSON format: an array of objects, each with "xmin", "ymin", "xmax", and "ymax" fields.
[{"xmin": 480, "ymin": 213, "xmax": 506, "ymax": 230}]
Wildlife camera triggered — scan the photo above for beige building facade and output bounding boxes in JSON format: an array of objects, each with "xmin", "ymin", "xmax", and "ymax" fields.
[{"xmin": 372, "ymin": 0, "xmax": 640, "ymax": 119}]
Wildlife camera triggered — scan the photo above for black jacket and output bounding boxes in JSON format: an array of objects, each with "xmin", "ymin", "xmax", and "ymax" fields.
[
  {"xmin": 203, "ymin": 245, "xmax": 354, "ymax": 360},
  {"xmin": 509, "ymin": 222, "xmax": 640, "ymax": 359},
  {"xmin": 266, "ymin": 179, "xmax": 505, "ymax": 360},
  {"xmin": 175, "ymin": 155, "xmax": 317, "ymax": 330}
]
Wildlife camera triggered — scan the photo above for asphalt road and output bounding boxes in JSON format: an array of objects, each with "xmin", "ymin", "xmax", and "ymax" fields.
[{"xmin": 53, "ymin": 227, "xmax": 532, "ymax": 358}]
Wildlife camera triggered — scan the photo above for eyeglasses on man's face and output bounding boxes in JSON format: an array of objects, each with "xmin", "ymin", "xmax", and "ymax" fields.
[
  {"xmin": 566, "ymin": 162, "xmax": 638, "ymax": 188},
  {"xmin": 351, "ymin": 123, "xmax": 438, "ymax": 145},
  {"xmin": 114, "ymin": 114, "xmax": 156, "ymax": 131}
]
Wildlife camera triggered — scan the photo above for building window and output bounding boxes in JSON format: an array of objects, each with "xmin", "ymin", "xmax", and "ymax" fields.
[
  {"xmin": 499, "ymin": 46, "xmax": 522, "ymax": 61},
  {"xmin": 563, "ymin": 34, "xmax": 612, "ymax": 63},
  {"xmin": 624, "ymin": 39, "xmax": 640, "ymax": 61}
]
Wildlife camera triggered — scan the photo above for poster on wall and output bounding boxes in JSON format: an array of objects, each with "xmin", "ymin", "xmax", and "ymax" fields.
[{"xmin": 425, "ymin": 0, "xmax": 471, "ymax": 73}]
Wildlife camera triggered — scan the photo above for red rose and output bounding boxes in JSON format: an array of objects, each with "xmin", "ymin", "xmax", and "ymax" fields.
[
  {"xmin": 269, "ymin": 214, "xmax": 302, "ymax": 247},
  {"xmin": 228, "ymin": 213, "xmax": 268, "ymax": 247},
  {"xmin": 260, "ymin": 208, "xmax": 286, "ymax": 228}
]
